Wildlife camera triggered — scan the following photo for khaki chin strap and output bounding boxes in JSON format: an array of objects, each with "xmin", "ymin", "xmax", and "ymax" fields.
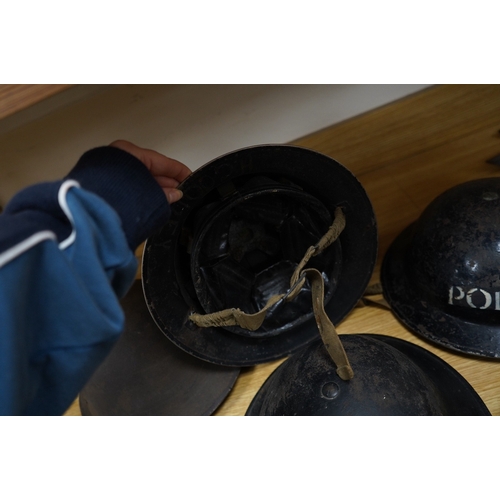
[
  {"xmin": 304, "ymin": 267, "xmax": 354, "ymax": 380},
  {"xmin": 189, "ymin": 207, "xmax": 354, "ymax": 381}
]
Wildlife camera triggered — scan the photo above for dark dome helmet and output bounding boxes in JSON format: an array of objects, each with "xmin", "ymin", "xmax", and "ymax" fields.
[
  {"xmin": 142, "ymin": 145, "xmax": 377, "ymax": 366},
  {"xmin": 79, "ymin": 281, "xmax": 239, "ymax": 416},
  {"xmin": 382, "ymin": 177, "xmax": 500, "ymax": 358},
  {"xmin": 246, "ymin": 334, "xmax": 490, "ymax": 416}
]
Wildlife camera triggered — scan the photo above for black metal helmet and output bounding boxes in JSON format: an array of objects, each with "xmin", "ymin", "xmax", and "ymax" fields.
[
  {"xmin": 382, "ymin": 177, "xmax": 500, "ymax": 358},
  {"xmin": 246, "ymin": 334, "xmax": 490, "ymax": 416},
  {"xmin": 79, "ymin": 281, "xmax": 239, "ymax": 416},
  {"xmin": 142, "ymin": 145, "xmax": 377, "ymax": 366}
]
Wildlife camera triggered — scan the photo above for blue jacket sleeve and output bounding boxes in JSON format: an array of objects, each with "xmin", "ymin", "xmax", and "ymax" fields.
[{"xmin": 0, "ymin": 146, "xmax": 170, "ymax": 415}]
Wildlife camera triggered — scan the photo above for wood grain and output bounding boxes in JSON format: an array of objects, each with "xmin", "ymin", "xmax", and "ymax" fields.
[
  {"xmin": 65, "ymin": 84, "xmax": 500, "ymax": 416},
  {"xmin": 0, "ymin": 84, "xmax": 73, "ymax": 121}
]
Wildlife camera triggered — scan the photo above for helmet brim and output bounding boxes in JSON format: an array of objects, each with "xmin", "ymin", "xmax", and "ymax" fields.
[
  {"xmin": 142, "ymin": 145, "xmax": 377, "ymax": 366},
  {"xmin": 79, "ymin": 281, "xmax": 239, "ymax": 416}
]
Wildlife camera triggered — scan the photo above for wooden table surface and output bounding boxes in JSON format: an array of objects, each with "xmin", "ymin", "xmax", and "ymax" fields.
[
  {"xmin": 66, "ymin": 84, "xmax": 500, "ymax": 416},
  {"xmin": 0, "ymin": 84, "xmax": 73, "ymax": 121}
]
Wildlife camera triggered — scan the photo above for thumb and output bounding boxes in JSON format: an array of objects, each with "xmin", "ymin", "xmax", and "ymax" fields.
[{"xmin": 166, "ymin": 188, "xmax": 183, "ymax": 204}]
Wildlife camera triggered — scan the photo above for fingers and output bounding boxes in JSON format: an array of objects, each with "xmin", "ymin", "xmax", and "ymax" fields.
[
  {"xmin": 150, "ymin": 155, "xmax": 191, "ymax": 184},
  {"xmin": 110, "ymin": 140, "xmax": 192, "ymax": 204},
  {"xmin": 110, "ymin": 140, "xmax": 191, "ymax": 183},
  {"xmin": 165, "ymin": 188, "xmax": 184, "ymax": 204},
  {"xmin": 155, "ymin": 176, "xmax": 181, "ymax": 189}
]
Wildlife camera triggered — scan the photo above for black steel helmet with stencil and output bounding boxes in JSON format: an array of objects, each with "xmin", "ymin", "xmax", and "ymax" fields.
[
  {"xmin": 382, "ymin": 177, "xmax": 500, "ymax": 358},
  {"xmin": 142, "ymin": 145, "xmax": 377, "ymax": 366}
]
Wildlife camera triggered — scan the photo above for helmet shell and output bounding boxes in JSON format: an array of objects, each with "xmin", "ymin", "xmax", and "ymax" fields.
[
  {"xmin": 382, "ymin": 177, "xmax": 500, "ymax": 358},
  {"xmin": 142, "ymin": 145, "xmax": 377, "ymax": 366},
  {"xmin": 79, "ymin": 281, "xmax": 239, "ymax": 416},
  {"xmin": 246, "ymin": 334, "xmax": 490, "ymax": 416}
]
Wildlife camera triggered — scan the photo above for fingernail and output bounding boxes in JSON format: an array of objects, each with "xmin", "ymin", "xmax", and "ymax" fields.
[{"xmin": 167, "ymin": 189, "xmax": 183, "ymax": 204}]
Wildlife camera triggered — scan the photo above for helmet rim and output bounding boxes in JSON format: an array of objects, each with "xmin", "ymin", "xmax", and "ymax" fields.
[{"xmin": 142, "ymin": 144, "xmax": 378, "ymax": 366}]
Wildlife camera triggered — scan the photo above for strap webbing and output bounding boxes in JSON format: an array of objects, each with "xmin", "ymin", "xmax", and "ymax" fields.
[{"xmin": 189, "ymin": 207, "xmax": 354, "ymax": 380}]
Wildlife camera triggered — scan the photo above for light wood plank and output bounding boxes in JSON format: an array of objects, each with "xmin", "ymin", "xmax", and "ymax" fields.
[
  {"xmin": 0, "ymin": 84, "xmax": 73, "ymax": 121},
  {"xmin": 293, "ymin": 84, "xmax": 500, "ymax": 177}
]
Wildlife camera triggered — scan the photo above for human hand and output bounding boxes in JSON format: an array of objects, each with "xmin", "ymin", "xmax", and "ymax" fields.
[{"xmin": 110, "ymin": 140, "xmax": 191, "ymax": 204}]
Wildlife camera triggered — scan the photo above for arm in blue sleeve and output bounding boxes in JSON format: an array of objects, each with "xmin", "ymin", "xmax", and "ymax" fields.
[{"xmin": 0, "ymin": 146, "xmax": 170, "ymax": 415}]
